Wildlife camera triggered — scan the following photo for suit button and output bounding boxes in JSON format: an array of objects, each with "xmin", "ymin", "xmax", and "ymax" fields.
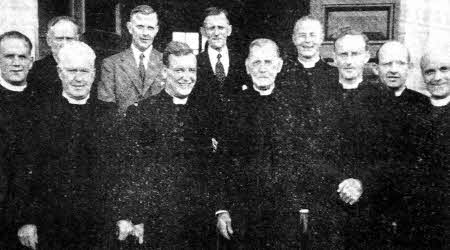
[
  {"xmin": 179, "ymin": 137, "xmax": 184, "ymax": 142},
  {"xmin": 179, "ymin": 121, "xmax": 184, "ymax": 127}
]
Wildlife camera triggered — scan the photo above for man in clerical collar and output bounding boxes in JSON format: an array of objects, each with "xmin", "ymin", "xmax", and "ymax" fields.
[
  {"xmin": 98, "ymin": 5, "xmax": 163, "ymax": 115},
  {"xmin": 421, "ymin": 47, "xmax": 450, "ymax": 108},
  {"xmin": 27, "ymin": 16, "xmax": 80, "ymax": 100}
]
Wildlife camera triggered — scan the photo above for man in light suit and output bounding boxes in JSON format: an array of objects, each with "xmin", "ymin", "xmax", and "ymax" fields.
[{"xmin": 97, "ymin": 5, "xmax": 163, "ymax": 115}]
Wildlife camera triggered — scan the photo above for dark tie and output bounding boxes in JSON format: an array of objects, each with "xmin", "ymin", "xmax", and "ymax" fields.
[
  {"xmin": 215, "ymin": 53, "xmax": 225, "ymax": 83},
  {"xmin": 139, "ymin": 53, "xmax": 146, "ymax": 89}
]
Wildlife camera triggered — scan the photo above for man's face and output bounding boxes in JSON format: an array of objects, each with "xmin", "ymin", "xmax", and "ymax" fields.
[
  {"xmin": 292, "ymin": 19, "xmax": 323, "ymax": 59},
  {"xmin": 165, "ymin": 53, "xmax": 197, "ymax": 98},
  {"xmin": 0, "ymin": 38, "xmax": 33, "ymax": 86},
  {"xmin": 58, "ymin": 53, "xmax": 95, "ymax": 100},
  {"xmin": 202, "ymin": 13, "xmax": 232, "ymax": 51},
  {"xmin": 127, "ymin": 13, "xmax": 159, "ymax": 51},
  {"xmin": 377, "ymin": 44, "xmax": 410, "ymax": 89},
  {"xmin": 334, "ymin": 35, "xmax": 370, "ymax": 81},
  {"xmin": 422, "ymin": 53, "xmax": 450, "ymax": 99},
  {"xmin": 246, "ymin": 44, "xmax": 282, "ymax": 89},
  {"xmin": 47, "ymin": 20, "xmax": 79, "ymax": 57}
]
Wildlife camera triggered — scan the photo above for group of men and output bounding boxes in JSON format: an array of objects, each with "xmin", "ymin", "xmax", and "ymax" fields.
[{"xmin": 0, "ymin": 4, "xmax": 448, "ymax": 250}]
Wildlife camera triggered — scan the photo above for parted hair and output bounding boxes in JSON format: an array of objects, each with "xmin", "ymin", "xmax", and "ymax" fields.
[
  {"xmin": 333, "ymin": 27, "xmax": 369, "ymax": 51},
  {"xmin": 202, "ymin": 7, "xmax": 229, "ymax": 25},
  {"xmin": 0, "ymin": 31, "xmax": 33, "ymax": 53},
  {"xmin": 162, "ymin": 41, "xmax": 193, "ymax": 67},
  {"xmin": 130, "ymin": 5, "xmax": 157, "ymax": 20}
]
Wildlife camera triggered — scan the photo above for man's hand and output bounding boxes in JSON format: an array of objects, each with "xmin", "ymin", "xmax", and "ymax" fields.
[
  {"xmin": 18, "ymin": 224, "xmax": 38, "ymax": 250},
  {"xmin": 216, "ymin": 212, "xmax": 233, "ymax": 240},
  {"xmin": 117, "ymin": 220, "xmax": 144, "ymax": 244},
  {"xmin": 337, "ymin": 178, "xmax": 363, "ymax": 205}
]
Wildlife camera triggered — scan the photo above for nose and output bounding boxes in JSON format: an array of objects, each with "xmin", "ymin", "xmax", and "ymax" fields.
[
  {"xmin": 11, "ymin": 55, "xmax": 21, "ymax": 66},
  {"xmin": 304, "ymin": 34, "xmax": 312, "ymax": 43},
  {"xmin": 434, "ymin": 70, "xmax": 443, "ymax": 81},
  {"xmin": 213, "ymin": 27, "xmax": 220, "ymax": 36}
]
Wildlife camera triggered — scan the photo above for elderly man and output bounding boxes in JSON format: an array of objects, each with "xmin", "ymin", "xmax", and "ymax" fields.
[
  {"xmin": 0, "ymin": 30, "xmax": 36, "ymax": 249},
  {"xmin": 215, "ymin": 38, "xmax": 303, "ymax": 249},
  {"xmin": 98, "ymin": 5, "xmax": 163, "ymax": 115},
  {"xmin": 109, "ymin": 41, "xmax": 212, "ymax": 249},
  {"xmin": 27, "ymin": 16, "xmax": 80, "ymax": 100},
  {"xmin": 17, "ymin": 41, "xmax": 115, "ymax": 250}
]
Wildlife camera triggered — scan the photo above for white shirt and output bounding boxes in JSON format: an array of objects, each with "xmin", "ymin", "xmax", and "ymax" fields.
[
  {"xmin": 131, "ymin": 44, "xmax": 153, "ymax": 70},
  {"xmin": 62, "ymin": 91, "xmax": 90, "ymax": 105},
  {"xmin": 0, "ymin": 76, "xmax": 26, "ymax": 92},
  {"xmin": 430, "ymin": 95, "xmax": 450, "ymax": 107},
  {"xmin": 253, "ymin": 84, "xmax": 275, "ymax": 96},
  {"xmin": 340, "ymin": 78, "xmax": 362, "ymax": 90},
  {"xmin": 298, "ymin": 55, "xmax": 320, "ymax": 69},
  {"xmin": 394, "ymin": 86, "xmax": 407, "ymax": 97},
  {"xmin": 172, "ymin": 96, "xmax": 188, "ymax": 105},
  {"xmin": 208, "ymin": 46, "xmax": 229, "ymax": 76}
]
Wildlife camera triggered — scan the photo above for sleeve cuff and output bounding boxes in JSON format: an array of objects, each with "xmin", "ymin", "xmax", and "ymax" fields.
[{"xmin": 215, "ymin": 210, "xmax": 228, "ymax": 216}]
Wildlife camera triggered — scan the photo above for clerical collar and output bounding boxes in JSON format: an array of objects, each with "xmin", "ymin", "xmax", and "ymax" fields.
[
  {"xmin": 430, "ymin": 95, "xmax": 450, "ymax": 107},
  {"xmin": 394, "ymin": 85, "xmax": 406, "ymax": 97},
  {"xmin": 339, "ymin": 78, "xmax": 362, "ymax": 90},
  {"xmin": 62, "ymin": 92, "xmax": 90, "ymax": 105},
  {"xmin": 165, "ymin": 89, "xmax": 188, "ymax": 105},
  {"xmin": 253, "ymin": 84, "xmax": 275, "ymax": 96},
  {"xmin": 298, "ymin": 55, "xmax": 320, "ymax": 69},
  {"xmin": 0, "ymin": 76, "xmax": 26, "ymax": 92}
]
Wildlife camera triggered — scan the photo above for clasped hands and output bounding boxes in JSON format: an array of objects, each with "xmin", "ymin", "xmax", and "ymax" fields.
[
  {"xmin": 117, "ymin": 220, "xmax": 144, "ymax": 244},
  {"xmin": 337, "ymin": 178, "xmax": 363, "ymax": 205}
]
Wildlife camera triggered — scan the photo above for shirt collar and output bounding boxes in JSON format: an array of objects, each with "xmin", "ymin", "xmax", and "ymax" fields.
[
  {"xmin": 253, "ymin": 83, "xmax": 275, "ymax": 96},
  {"xmin": 339, "ymin": 78, "xmax": 362, "ymax": 90},
  {"xmin": 298, "ymin": 55, "xmax": 320, "ymax": 69},
  {"xmin": 131, "ymin": 44, "xmax": 153, "ymax": 64},
  {"xmin": 430, "ymin": 95, "xmax": 450, "ymax": 107},
  {"xmin": 62, "ymin": 91, "xmax": 90, "ymax": 105},
  {"xmin": 165, "ymin": 89, "xmax": 188, "ymax": 105},
  {"xmin": 0, "ymin": 76, "xmax": 26, "ymax": 92},
  {"xmin": 208, "ymin": 45, "xmax": 229, "ymax": 58},
  {"xmin": 394, "ymin": 85, "xmax": 407, "ymax": 97}
]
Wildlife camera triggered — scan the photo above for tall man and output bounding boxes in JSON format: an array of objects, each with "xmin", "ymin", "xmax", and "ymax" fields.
[
  {"xmin": 17, "ymin": 41, "xmax": 115, "ymax": 250},
  {"xmin": 27, "ymin": 16, "xmax": 80, "ymax": 99},
  {"xmin": 98, "ymin": 5, "xmax": 163, "ymax": 115},
  {"xmin": 0, "ymin": 31, "xmax": 36, "ymax": 249},
  {"xmin": 109, "ymin": 41, "xmax": 212, "ymax": 249},
  {"xmin": 192, "ymin": 7, "xmax": 247, "ymax": 145}
]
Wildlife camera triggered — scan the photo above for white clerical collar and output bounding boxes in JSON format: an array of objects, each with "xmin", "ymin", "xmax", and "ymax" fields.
[
  {"xmin": 298, "ymin": 55, "xmax": 320, "ymax": 69},
  {"xmin": 253, "ymin": 84, "xmax": 275, "ymax": 96},
  {"xmin": 165, "ymin": 89, "xmax": 188, "ymax": 105},
  {"xmin": 62, "ymin": 91, "xmax": 90, "ymax": 105},
  {"xmin": 131, "ymin": 44, "xmax": 153, "ymax": 68},
  {"xmin": 340, "ymin": 78, "xmax": 363, "ymax": 90},
  {"xmin": 0, "ymin": 76, "xmax": 26, "ymax": 92},
  {"xmin": 394, "ymin": 85, "xmax": 407, "ymax": 97},
  {"xmin": 430, "ymin": 95, "xmax": 450, "ymax": 107}
]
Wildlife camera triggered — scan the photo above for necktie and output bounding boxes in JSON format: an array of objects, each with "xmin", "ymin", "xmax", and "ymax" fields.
[
  {"xmin": 139, "ymin": 53, "xmax": 146, "ymax": 89},
  {"xmin": 215, "ymin": 53, "xmax": 225, "ymax": 83}
]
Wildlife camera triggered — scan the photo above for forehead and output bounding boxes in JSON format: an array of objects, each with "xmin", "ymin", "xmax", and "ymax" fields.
[
  {"xmin": 379, "ymin": 45, "xmax": 408, "ymax": 62},
  {"xmin": 335, "ymin": 35, "xmax": 366, "ymax": 52},
  {"xmin": 0, "ymin": 38, "xmax": 30, "ymax": 54},
  {"xmin": 422, "ymin": 54, "xmax": 450, "ymax": 70},
  {"xmin": 51, "ymin": 20, "xmax": 78, "ymax": 36},
  {"xmin": 131, "ymin": 13, "xmax": 158, "ymax": 25},
  {"xmin": 204, "ymin": 13, "xmax": 229, "ymax": 26},
  {"xmin": 248, "ymin": 44, "xmax": 278, "ymax": 60},
  {"xmin": 294, "ymin": 19, "xmax": 322, "ymax": 33},
  {"xmin": 168, "ymin": 53, "xmax": 196, "ymax": 68},
  {"xmin": 59, "ymin": 53, "xmax": 94, "ymax": 68}
]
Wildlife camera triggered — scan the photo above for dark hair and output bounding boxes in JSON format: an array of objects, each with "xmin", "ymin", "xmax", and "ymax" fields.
[
  {"xmin": 162, "ymin": 41, "xmax": 193, "ymax": 67},
  {"xmin": 47, "ymin": 16, "xmax": 80, "ymax": 35},
  {"xmin": 130, "ymin": 5, "xmax": 157, "ymax": 21},
  {"xmin": 0, "ymin": 31, "xmax": 33, "ymax": 53},
  {"xmin": 202, "ymin": 7, "xmax": 229, "ymax": 25},
  {"xmin": 333, "ymin": 27, "xmax": 369, "ymax": 51}
]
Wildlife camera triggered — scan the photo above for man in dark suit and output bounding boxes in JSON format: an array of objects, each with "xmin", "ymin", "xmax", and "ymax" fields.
[
  {"xmin": 27, "ymin": 16, "xmax": 80, "ymax": 100},
  {"xmin": 109, "ymin": 41, "xmax": 213, "ymax": 249},
  {"xmin": 17, "ymin": 41, "xmax": 115, "ymax": 250},
  {"xmin": 0, "ymin": 31, "xmax": 36, "ymax": 249},
  {"xmin": 192, "ymin": 7, "xmax": 247, "ymax": 145},
  {"xmin": 97, "ymin": 5, "xmax": 163, "ymax": 115}
]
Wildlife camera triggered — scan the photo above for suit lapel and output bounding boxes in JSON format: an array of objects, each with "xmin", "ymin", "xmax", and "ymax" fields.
[
  {"xmin": 119, "ymin": 49, "xmax": 144, "ymax": 95},
  {"xmin": 142, "ymin": 49, "xmax": 161, "ymax": 95}
]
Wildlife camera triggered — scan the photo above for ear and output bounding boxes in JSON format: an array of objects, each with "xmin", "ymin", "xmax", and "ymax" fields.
[
  {"xmin": 227, "ymin": 25, "xmax": 232, "ymax": 37},
  {"xmin": 200, "ymin": 27, "xmax": 206, "ymax": 37},
  {"xmin": 363, "ymin": 50, "xmax": 370, "ymax": 64},
  {"xmin": 28, "ymin": 56, "xmax": 34, "ymax": 70},
  {"xmin": 155, "ymin": 25, "xmax": 159, "ymax": 34},
  {"xmin": 245, "ymin": 58, "xmax": 251, "ymax": 75},
  {"xmin": 161, "ymin": 67, "xmax": 168, "ymax": 80},
  {"xmin": 57, "ymin": 66, "xmax": 63, "ymax": 80},
  {"xmin": 373, "ymin": 64, "xmax": 380, "ymax": 76},
  {"xmin": 126, "ymin": 22, "xmax": 132, "ymax": 34},
  {"xmin": 275, "ymin": 58, "xmax": 283, "ymax": 73}
]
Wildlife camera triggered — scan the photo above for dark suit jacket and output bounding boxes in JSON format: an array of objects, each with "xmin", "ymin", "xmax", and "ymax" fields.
[
  {"xmin": 97, "ymin": 48, "xmax": 163, "ymax": 115},
  {"xmin": 190, "ymin": 48, "xmax": 248, "ymax": 139},
  {"xmin": 26, "ymin": 55, "xmax": 61, "ymax": 101}
]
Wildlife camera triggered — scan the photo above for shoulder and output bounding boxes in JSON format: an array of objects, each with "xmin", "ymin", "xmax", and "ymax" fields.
[{"xmin": 103, "ymin": 49, "xmax": 130, "ymax": 63}]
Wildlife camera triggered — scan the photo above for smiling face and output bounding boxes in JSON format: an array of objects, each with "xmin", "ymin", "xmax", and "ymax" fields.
[
  {"xmin": 334, "ymin": 35, "xmax": 370, "ymax": 81},
  {"xmin": 202, "ymin": 13, "xmax": 232, "ymax": 51},
  {"xmin": 292, "ymin": 19, "xmax": 323, "ymax": 60},
  {"xmin": 127, "ymin": 13, "xmax": 159, "ymax": 51},
  {"xmin": 164, "ymin": 53, "xmax": 197, "ymax": 98},
  {"xmin": 0, "ymin": 37, "xmax": 33, "ymax": 86},
  {"xmin": 421, "ymin": 52, "xmax": 450, "ymax": 99},
  {"xmin": 246, "ymin": 43, "xmax": 283, "ymax": 89},
  {"xmin": 377, "ymin": 42, "xmax": 410, "ymax": 89}
]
